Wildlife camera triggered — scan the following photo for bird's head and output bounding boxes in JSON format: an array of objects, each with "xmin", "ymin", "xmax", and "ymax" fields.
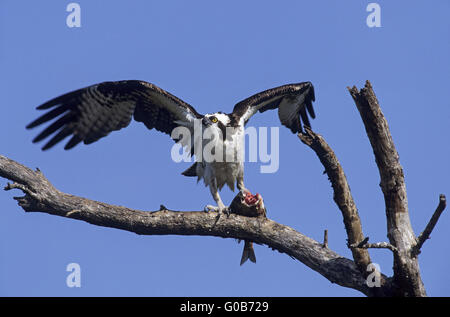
[{"xmin": 202, "ymin": 112, "xmax": 230, "ymax": 127}]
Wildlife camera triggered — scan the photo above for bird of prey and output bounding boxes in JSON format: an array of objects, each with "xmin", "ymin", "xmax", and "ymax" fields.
[{"xmin": 27, "ymin": 80, "xmax": 316, "ymax": 215}]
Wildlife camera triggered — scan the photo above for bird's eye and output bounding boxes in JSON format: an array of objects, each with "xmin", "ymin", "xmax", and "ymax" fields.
[{"xmin": 211, "ymin": 117, "xmax": 218, "ymax": 123}]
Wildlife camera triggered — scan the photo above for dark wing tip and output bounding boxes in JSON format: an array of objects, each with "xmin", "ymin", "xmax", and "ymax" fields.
[
  {"xmin": 27, "ymin": 114, "xmax": 46, "ymax": 130},
  {"xmin": 37, "ymin": 103, "xmax": 51, "ymax": 110},
  {"xmin": 26, "ymin": 121, "xmax": 37, "ymax": 130},
  {"xmin": 306, "ymin": 82, "xmax": 316, "ymax": 119},
  {"xmin": 285, "ymin": 82, "xmax": 316, "ymax": 133},
  {"xmin": 64, "ymin": 135, "xmax": 82, "ymax": 150},
  {"xmin": 40, "ymin": 127, "xmax": 73, "ymax": 151},
  {"xmin": 28, "ymin": 81, "xmax": 144, "ymax": 151},
  {"xmin": 299, "ymin": 82, "xmax": 315, "ymax": 121},
  {"xmin": 309, "ymin": 82, "xmax": 316, "ymax": 102},
  {"xmin": 36, "ymin": 98, "xmax": 62, "ymax": 110},
  {"xmin": 26, "ymin": 105, "xmax": 70, "ymax": 130}
]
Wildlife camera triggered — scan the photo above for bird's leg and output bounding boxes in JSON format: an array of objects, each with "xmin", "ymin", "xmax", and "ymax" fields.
[
  {"xmin": 237, "ymin": 175, "xmax": 250, "ymax": 196},
  {"xmin": 204, "ymin": 180, "xmax": 228, "ymax": 214}
]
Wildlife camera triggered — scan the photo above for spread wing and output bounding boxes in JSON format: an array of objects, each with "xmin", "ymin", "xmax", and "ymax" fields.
[
  {"xmin": 26, "ymin": 80, "xmax": 203, "ymax": 150},
  {"xmin": 230, "ymin": 82, "xmax": 316, "ymax": 133}
]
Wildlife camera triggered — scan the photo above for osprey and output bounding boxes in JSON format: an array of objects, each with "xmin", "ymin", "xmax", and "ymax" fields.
[{"xmin": 27, "ymin": 80, "xmax": 316, "ymax": 215}]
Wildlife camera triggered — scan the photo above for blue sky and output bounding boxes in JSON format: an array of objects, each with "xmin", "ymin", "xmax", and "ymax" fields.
[{"xmin": 0, "ymin": 1, "xmax": 449, "ymax": 296}]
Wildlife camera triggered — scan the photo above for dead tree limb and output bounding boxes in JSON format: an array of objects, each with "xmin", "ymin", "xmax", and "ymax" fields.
[
  {"xmin": 349, "ymin": 239, "xmax": 398, "ymax": 253},
  {"xmin": 0, "ymin": 154, "xmax": 381, "ymax": 297},
  {"xmin": 1, "ymin": 81, "xmax": 445, "ymax": 297},
  {"xmin": 298, "ymin": 128, "xmax": 372, "ymax": 275},
  {"xmin": 347, "ymin": 80, "xmax": 442, "ymax": 297},
  {"xmin": 322, "ymin": 229, "xmax": 328, "ymax": 249},
  {"xmin": 412, "ymin": 194, "xmax": 447, "ymax": 257}
]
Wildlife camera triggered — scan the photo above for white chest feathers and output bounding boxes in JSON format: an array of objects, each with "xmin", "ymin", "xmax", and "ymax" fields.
[{"xmin": 196, "ymin": 125, "xmax": 245, "ymax": 191}]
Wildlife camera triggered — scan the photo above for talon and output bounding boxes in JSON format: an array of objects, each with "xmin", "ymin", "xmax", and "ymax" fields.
[
  {"xmin": 204, "ymin": 205, "xmax": 219, "ymax": 213},
  {"xmin": 205, "ymin": 205, "xmax": 230, "ymax": 215},
  {"xmin": 217, "ymin": 206, "xmax": 230, "ymax": 217}
]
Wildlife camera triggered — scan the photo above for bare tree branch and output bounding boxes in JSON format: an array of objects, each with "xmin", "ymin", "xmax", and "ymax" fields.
[
  {"xmin": 0, "ymin": 154, "xmax": 382, "ymax": 297},
  {"xmin": 412, "ymin": 194, "xmax": 447, "ymax": 257},
  {"xmin": 298, "ymin": 128, "xmax": 372, "ymax": 275},
  {"xmin": 2, "ymin": 81, "xmax": 444, "ymax": 297},
  {"xmin": 348, "ymin": 80, "xmax": 427, "ymax": 297},
  {"xmin": 349, "ymin": 238, "xmax": 398, "ymax": 253},
  {"xmin": 322, "ymin": 229, "xmax": 328, "ymax": 249}
]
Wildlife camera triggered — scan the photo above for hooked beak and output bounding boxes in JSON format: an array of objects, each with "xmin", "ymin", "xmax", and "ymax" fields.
[{"xmin": 202, "ymin": 117, "xmax": 212, "ymax": 126}]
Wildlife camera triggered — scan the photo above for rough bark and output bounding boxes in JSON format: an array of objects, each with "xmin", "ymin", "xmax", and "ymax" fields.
[
  {"xmin": 412, "ymin": 195, "xmax": 446, "ymax": 257},
  {"xmin": 1, "ymin": 81, "xmax": 445, "ymax": 297},
  {"xmin": 0, "ymin": 154, "xmax": 378, "ymax": 296},
  {"xmin": 348, "ymin": 81, "xmax": 430, "ymax": 296},
  {"xmin": 298, "ymin": 128, "xmax": 372, "ymax": 275}
]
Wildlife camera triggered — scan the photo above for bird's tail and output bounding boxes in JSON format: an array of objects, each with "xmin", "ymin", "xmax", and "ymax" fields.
[
  {"xmin": 240, "ymin": 240, "xmax": 256, "ymax": 265},
  {"xmin": 181, "ymin": 162, "xmax": 197, "ymax": 177}
]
